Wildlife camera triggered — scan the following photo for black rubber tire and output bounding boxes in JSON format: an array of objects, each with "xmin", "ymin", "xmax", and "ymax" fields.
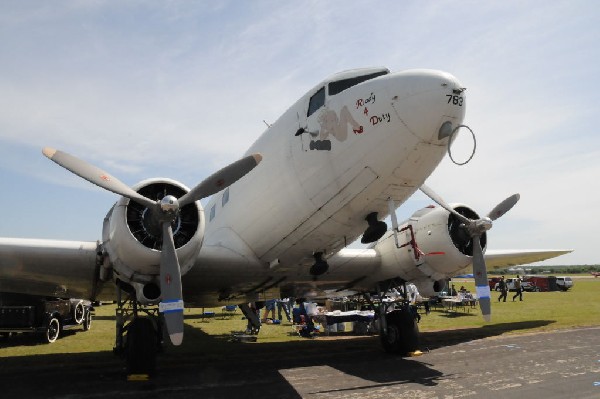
[
  {"xmin": 73, "ymin": 301, "xmax": 85, "ymax": 324},
  {"xmin": 380, "ymin": 310, "xmax": 419, "ymax": 356},
  {"xmin": 45, "ymin": 317, "xmax": 61, "ymax": 343},
  {"xmin": 83, "ymin": 309, "xmax": 92, "ymax": 331},
  {"xmin": 125, "ymin": 317, "xmax": 157, "ymax": 375}
]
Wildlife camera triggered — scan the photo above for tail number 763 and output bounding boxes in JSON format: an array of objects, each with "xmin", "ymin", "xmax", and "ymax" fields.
[{"xmin": 446, "ymin": 95, "xmax": 464, "ymax": 106}]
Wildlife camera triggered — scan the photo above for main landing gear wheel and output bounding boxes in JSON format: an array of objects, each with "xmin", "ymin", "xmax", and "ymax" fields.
[
  {"xmin": 44, "ymin": 317, "xmax": 61, "ymax": 343},
  {"xmin": 125, "ymin": 317, "xmax": 158, "ymax": 375},
  {"xmin": 380, "ymin": 310, "xmax": 419, "ymax": 356}
]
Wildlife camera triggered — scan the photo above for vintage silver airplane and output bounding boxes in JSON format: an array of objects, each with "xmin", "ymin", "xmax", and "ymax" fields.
[{"xmin": 0, "ymin": 67, "xmax": 570, "ymax": 373}]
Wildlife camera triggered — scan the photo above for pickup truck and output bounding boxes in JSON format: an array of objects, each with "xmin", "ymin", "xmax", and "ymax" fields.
[{"xmin": 0, "ymin": 293, "xmax": 92, "ymax": 343}]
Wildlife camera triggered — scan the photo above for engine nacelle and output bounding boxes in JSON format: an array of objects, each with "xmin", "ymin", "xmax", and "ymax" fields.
[
  {"xmin": 378, "ymin": 203, "xmax": 486, "ymax": 296},
  {"xmin": 101, "ymin": 178, "xmax": 205, "ymax": 303}
]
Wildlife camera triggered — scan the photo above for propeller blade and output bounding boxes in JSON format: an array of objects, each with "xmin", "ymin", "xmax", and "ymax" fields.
[
  {"xmin": 158, "ymin": 222, "xmax": 184, "ymax": 346},
  {"xmin": 179, "ymin": 153, "xmax": 262, "ymax": 206},
  {"xmin": 43, "ymin": 147, "xmax": 156, "ymax": 209},
  {"xmin": 487, "ymin": 193, "xmax": 520, "ymax": 221},
  {"xmin": 420, "ymin": 184, "xmax": 471, "ymax": 224},
  {"xmin": 472, "ymin": 236, "xmax": 491, "ymax": 322}
]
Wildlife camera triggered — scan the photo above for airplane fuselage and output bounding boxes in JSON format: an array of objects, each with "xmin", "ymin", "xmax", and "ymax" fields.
[{"xmin": 194, "ymin": 68, "xmax": 466, "ymax": 302}]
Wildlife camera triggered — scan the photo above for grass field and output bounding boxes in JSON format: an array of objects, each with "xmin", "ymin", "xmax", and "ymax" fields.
[{"xmin": 1, "ymin": 277, "xmax": 599, "ymax": 360}]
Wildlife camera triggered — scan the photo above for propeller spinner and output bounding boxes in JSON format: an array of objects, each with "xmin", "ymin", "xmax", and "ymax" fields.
[
  {"xmin": 420, "ymin": 184, "xmax": 520, "ymax": 322},
  {"xmin": 43, "ymin": 147, "xmax": 262, "ymax": 345}
]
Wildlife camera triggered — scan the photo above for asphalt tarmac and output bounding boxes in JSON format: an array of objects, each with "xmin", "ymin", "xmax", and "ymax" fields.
[{"xmin": 1, "ymin": 326, "xmax": 600, "ymax": 398}]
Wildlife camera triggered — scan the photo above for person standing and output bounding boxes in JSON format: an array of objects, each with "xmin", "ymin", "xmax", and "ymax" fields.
[
  {"xmin": 512, "ymin": 275, "xmax": 523, "ymax": 301},
  {"xmin": 498, "ymin": 276, "xmax": 508, "ymax": 302},
  {"xmin": 262, "ymin": 299, "xmax": 276, "ymax": 322},
  {"xmin": 277, "ymin": 298, "xmax": 291, "ymax": 322}
]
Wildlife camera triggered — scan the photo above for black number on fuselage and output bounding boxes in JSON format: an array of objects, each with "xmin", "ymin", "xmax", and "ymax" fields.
[{"xmin": 446, "ymin": 95, "xmax": 463, "ymax": 106}]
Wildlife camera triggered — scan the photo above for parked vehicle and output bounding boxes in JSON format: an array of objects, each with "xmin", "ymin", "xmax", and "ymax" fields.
[
  {"xmin": 555, "ymin": 276, "xmax": 573, "ymax": 291},
  {"xmin": 0, "ymin": 293, "xmax": 92, "ymax": 343},
  {"xmin": 523, "ymin": 276, "xmax": 553, "ymax": 292},
  {"xmin": 520, "ymin": 281, "xmax": 540, "ymax": 292},
  {"xmin": 488, "ymin": 277, "xmax": 502, "ymax": 290}
]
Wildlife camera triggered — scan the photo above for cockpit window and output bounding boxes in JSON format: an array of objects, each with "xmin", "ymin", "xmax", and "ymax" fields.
[
  {"xmin": 307, "ymin": 86, "xmax": 325, "ymax": 117},
  {"xmin": 328, "ymin": 71, "xmax": 389, "ymax": 96}
]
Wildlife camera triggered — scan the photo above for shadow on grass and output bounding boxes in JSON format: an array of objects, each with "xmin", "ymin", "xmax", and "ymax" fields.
[
  {"xmin": 0, "ymin": 326, "xmax": 88, "ymax": 348},
  {"xmin": 0, "ymin": 319, "xmax": 556, "ymax": 398},
  {"xmin": 437, "ymin": 311, "xmax": 478, "ymax": 318},
  {"xmin": 90, "ymin": 311, "xmax": 236, "ymax": 322},
  {"xmin": 91, "ymin": 314, "xmax": 116, "ymax": 321},
  {"xmin": 420, "ymin": 320, "xmax": 556, "ymax": 350}
]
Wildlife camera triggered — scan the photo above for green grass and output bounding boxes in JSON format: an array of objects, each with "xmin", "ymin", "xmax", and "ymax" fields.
[
  {"xmin": 418, "ymin": 278, "xmax": 600, "ymax": 335},
  {"xmin": 1, "ymin": 277, "xmax": 599, "ymax": 359}
]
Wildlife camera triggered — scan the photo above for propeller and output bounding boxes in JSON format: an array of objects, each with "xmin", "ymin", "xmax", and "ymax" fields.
[
  {"xmin": 42, "ymin": 148, "xmax": 156, "ymax": 209},
  {"xmin": 420, "ymin": 184, "xmax": 520, "ymax": 321},
  {"xmin": 43, "ymin": 147, "xmax": 262, "ymax": 345}
]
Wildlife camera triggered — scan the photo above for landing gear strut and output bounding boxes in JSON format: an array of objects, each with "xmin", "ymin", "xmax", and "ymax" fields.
[
  {"xmin": 113, "ymin": 285, "xmax": 163, "ymax": 376},
  {"xmin": 372, "ymin": 279, "xmax": 420, "ymax": 356},
  {"xmin": 239, "ymin": 303, "xmax": 261, "ymax": 335}
]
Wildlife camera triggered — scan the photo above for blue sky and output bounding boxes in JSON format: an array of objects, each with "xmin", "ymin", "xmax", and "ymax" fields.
[{"xmin": 1, "ymin": 1, "xmax": 598, "ymax": 265}]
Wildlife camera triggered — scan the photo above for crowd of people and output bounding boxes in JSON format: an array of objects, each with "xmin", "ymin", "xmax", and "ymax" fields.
[
  {"xmin": 239, "ymin": 276, "xmax": 527, "ymax": 338},
  {"xmin": 243, "ymin": 284, "xmax": 427, "ymax": 338},
  {"xmin": 260, "ymin": 298, "xmax": 293, "ymax": 324}
]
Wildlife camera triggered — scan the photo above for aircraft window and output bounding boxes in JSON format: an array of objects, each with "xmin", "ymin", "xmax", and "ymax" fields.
[
  {"xmin": 328, "ymin": 71, "xmax": 389, "ymax": 96},
  {"xmin": 307, "ymin": 86, "xmax": 325, "ymax": 117},
  {"xmin": 209, "ymin": 204, "xmax": 216, "ymax": 221},
  {"xmin": 222, "ymin": 187, "xmax": 229, "ymax": 207}
]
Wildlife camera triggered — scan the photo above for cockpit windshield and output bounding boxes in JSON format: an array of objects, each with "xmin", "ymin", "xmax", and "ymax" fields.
[{"xmin": 328, "ymin": 70, "xmax": 389, "ymax": 96}]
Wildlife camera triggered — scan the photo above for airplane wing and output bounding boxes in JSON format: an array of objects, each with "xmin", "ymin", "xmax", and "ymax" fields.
[
  {"xmin": 290, "ymin": 248, "xmax": 572, "ymax": 296},
  {"xmin": 0, "ymin": 237, "xmax": 113, "ymax": 300},
  {"xmin": 484, "ymin": 249, "xmax": 573, "ymax": 270}
]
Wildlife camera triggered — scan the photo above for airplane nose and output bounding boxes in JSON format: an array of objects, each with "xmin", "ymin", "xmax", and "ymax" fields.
[{"xmin": 390, "ymin": 70, "xmax": 466, "ymax": 144}]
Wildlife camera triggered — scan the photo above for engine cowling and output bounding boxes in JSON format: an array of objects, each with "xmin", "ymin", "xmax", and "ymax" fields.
[
  {"xmin": 378, "ymin": 203, "xmax": 486, "ymax": 296},
  {"xmin": 101, "ymin": 178, "xmax": 205, "ymax": 303}
]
